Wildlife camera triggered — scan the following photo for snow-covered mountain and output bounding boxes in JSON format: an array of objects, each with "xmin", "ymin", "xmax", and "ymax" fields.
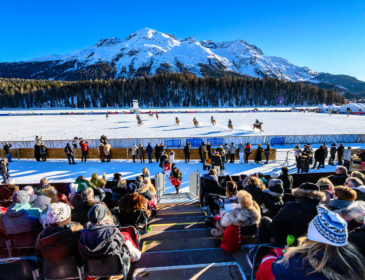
[{"xmin": 0, "ymin": 27, "xmax": 364, "ymax": 95}]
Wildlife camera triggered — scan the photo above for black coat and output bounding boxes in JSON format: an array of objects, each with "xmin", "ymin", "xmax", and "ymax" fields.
[
  {"xmin": 64, "ymin": 145, "xmax": 74, "ymax": 156},
  {"xmin": 271, "ymin": 197, "xmax": 320, "ymax": 245},
  {"xmin": 261, "ymin": 192, "xmax": 284, "ymax": 218},
  {"xmin": 3, "ymin": 144, "xmax": 11, "ymax": 154},
  {"xmin": 255, "ymin": 147, "xmax": 264, "ymax": 161},
  {"xmin": 154, "ymin": 146, "xmax": 160, "ymax": 159},
  {"xmin": 200, "ymin": 175, "xmax": 225, "ymax": 206},
  {"xmin": 349, "ymin": 226, "xmax": 365, "ymax": 258},
  {"xmin": 243, "ymin": 184, "xmax": 264, "ymax": 205},
  {"xmin": 34, "ymin": 144, "xmax": 41, "ymax": 158},
  {"xmin": 337, "ymin": 145, "xmax": 344, "ymax": 156},
  {"xmin": 146, "ymin": 144, "xmax": 153, "ymax": 156},
  {"xmin": 328, "ymin": 173, "xmax": 349, "ymax": 186},
  {"xmin": 211, "ymin": 154, "xmax": 222, "ymax": 167},
  {"xmin": 278, "ymin": 174, "xmax": 293, "ymax": 193},
  {"xmin": 184, "ymin": 144, "xmax": 191, "ymax": 154},
  {"xmin": 314, "ymin": 148, "xmax": 325, "ymax": 161}
]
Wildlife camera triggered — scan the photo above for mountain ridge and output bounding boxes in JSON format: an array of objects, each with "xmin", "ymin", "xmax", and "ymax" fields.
[{"xmin": 0, "ymin": 27, "xmax": 364, "ymax": 95}]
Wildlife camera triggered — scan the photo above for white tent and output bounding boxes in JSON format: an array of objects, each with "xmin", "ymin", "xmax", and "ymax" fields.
[{"xmin": 340, "ymin": 103, "xmax": 365, "ymax": 113}]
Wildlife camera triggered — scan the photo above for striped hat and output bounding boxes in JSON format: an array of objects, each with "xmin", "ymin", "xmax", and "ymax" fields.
[{"xmin": 307, "ymin": 205, "xmax": 348, "ymax": 247}]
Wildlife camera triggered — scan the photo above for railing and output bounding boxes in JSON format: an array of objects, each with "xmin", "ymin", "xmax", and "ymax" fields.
[{"xmin": 189, "ymin": 171, "xmax": 200, "ymax": 197}]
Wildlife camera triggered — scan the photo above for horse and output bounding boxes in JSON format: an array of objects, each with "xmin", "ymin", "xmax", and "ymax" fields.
[
  {"xmin": 211, "ymin": 116, "xmax": 216, "ymax": 126},
  {"xmin": 137, "ymin": 118, "xmax": 143, "ymax": 126},
  {"xmin": 149, "ymin": 111, "xmax": 153, "ymax": 117},
  {"xmin": 228, "ymin": 123, "xmax": 233, "ymax": 130},
  {"xmin": 155, "ymin": 113, "xmax": 159, "ymax": 120},
  {"xmin": 193, "ymin": 118, "xmax": 199, "ymax": 128},
  {"xmin": 175, "ymin": 117, "xmax": 180, "ymax": 126},
  {"xmin": 253, "ymin": 122, "xmax": 264, "ymax": 132}
]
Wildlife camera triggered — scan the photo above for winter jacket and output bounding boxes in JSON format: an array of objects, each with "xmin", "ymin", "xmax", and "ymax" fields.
[
  {"xmin": 353, "ymin": 186, "xmax": 365, "ymax": 201},
  {"xmin": 337, "ymin": 145, "xmax": 344, "ymax": 156},
  {"xmin": 2, "ymin": 202, "xmax": 42, "ymax": 235},
  {"xmin": 343, "ymin": 149, "xmax": 352, "ymax": 161},
  {"xmin": 314, "ymin": 147, "xmax": 325, "ymax": 161},
  {"xmin": 229, "ymin": 144, "xmax": 236, "ymax": 154},
  {"xmin": 184, "ymin": 144, "xmax": 191, "ymax": 154},
  {"xmin": 245, "ymin": 144, "xmax": 252, "ymax": 154},
  {"xmin": 36, "ymin": 222, "xmax": 83, "ymax": 262},
  {"xmin": 80, "ymin": 142, "xmax": 88, "ymax": 152},
  {"xmin": 131, "ymin": 145, "xmax": 138, "ymax": 156},
  {"xmin": 294, "ymin": 147, "xmax": 302, "ymax": 157},
  {"xmin": 137, "ymin": 183, "xmax": 153, "ymax": 201},
  {"xmin": 243, "ymin": 184, "xmax": 265, "ymax": 206},
  {"xmin": 138, "ymin": 146, "xmax": 144, "ymax": 156},
  {"xmin": 78, "ymin": 225, "xmax": 130, "ymax": 277},
  {"xmin": 119, "ymin": 193, "xmax": 149, "ymax": 217},
  {"xmin": 29, "ymin": 194, "xmax": 52, "ymax": 211},
  {"xmin": 64, "ymin": 145, "xmax": 74, "ymax": 156},
  {"xmin": 146, "ymin": 144, "xmax": 153, "ymax": 156},
  {"xmin": 219, "ymin": 201, "xmax": 261, "ymax": 228},
  {"xmin": 238, "ymin": 144, "xmax": 245, "ymax": 153},
  {"xmin": 103, "ymin": 143, "xmax": 111, "ymax": 156},
  {"xmin": 36, "ymin": 186, "xmax": 58, "ymax": 203},
  {"xmin": 330, "ymin": 145, "xmax": 337, "ymax": 156},
  {"xmin": 3, "ymin": 144, "xmax": 11, "ymax": 154},
  {"xmin": 111, "ymin": 180, "xmax": 128, "ymax": 203},
  {"xmin": 269, "ymin": 188, "xmax": 324, "ymax": 245},
  {"xmin": 349, "ymin": 226, "xmax": 365, "ymax": 257},
  {"xmin": 328, "ymin": 199, "xmax": 353, "ymax": 211},
  {"xmin": 278, "ymin": 174, "xmax": 293, "ymax": 193},
  {"xmin": 154, "ymin": 146, "xmax": 160, "ymax": 159},
  {"xmin": 336, "ymin": 200, "xmax": 365, "ymax": 231},
  {"xmin": 34, "ymin": 144, "xmax": 41, "ymax": 158},
  {"xmin": 272, "ymin": 253, "xmax": 341, "ymax": 280},
  {"xmin": 39, "ymin": 144, "xmax": 48, "ymax": 155},
  {"xmin": 255, "ymin": 147, "xmax": 264, "ymax": 161},
  {"xmin": 359, "ymin": 152, "xmax": 365, "ymax": 162},
  {"xmin": 327, "ymin": 173, "xmax": 349, "ymax": 186},
  {"xmin": 74, "ymin": 177, "xmax": 94, "ymax": 193},
  {"xmin": 72, "ymin": 200, "xmax": 99, "ymax": 226},
  {"xmin": 200, "ymin": 174, "xmax": 225, "ymax": 205},
  {"xmin": 212, "ymin": 154, "xmax": 222, "ymax": 167},
  {"xmin": 261, "ymin": 191, "xmax": 284, "ymax": 218}
]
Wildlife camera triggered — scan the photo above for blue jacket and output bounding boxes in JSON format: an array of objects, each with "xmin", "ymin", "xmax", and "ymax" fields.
[{"xmin": 146, "ymin": 144, "xmax": 153, "ymax": 156}]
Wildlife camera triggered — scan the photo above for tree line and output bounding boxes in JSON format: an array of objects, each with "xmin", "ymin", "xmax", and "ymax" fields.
[{"xmin": 0, "ymin": 73, "xmax": 345, "ymax": 108}]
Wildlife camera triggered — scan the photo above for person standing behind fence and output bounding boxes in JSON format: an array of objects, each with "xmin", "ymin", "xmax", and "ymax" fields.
[
  {"xmin": 337, "ymin": 143, "xmax": 345, "ymax": 165},
  {"xmin": 131, "ymin": 143, "xmax": 138, "ymax": 163},
  {"xmin": 343, "ymin": 147, "xmax": 352, "ymax": 171},
  {"xmin": 264, "ymin": 144, "xmax": 271, "ymax": 164},
  {"xmin": 229, "ymin": 143, "xmax": 236, "ymax": 163},
  {"xmin": 238, "ymin": 143, "xmax": 245, "ymax": 164},
  {"xmin": 255, "ymin": 144, "xmax": 264, "ymax": 164},
  {"xmin": 3, "ymin": 143, "xmax": 12, "ymax": 163},
  {"xmin": 154, "ymin": 144, "xmax": 160, "ymax": 163},
  {"xmin": 184, "ymin": 142, "xmax": 191, "ymax": 163},
  {"xmin": 98, "ymin": 143, "xmax": 105, "ymax": 162},
  {"xmin": 64, "ymin": 143, "xmax": 76, "ymax": 165},
  {"xmin": 146, "ymin": 143, "xmax": 153, "ymax": 163},
  {"xmin": 211, "ymin": 150, "xmax": 222, "ymax": 175},
  {"xmin": 218, "ymin": 145, "xmax": 226, "ymax": 175},
  {"xmin": 244, "ymin": 142, "xmax": 252, "ymax": 163},
  {"xmin": 329, "ymin": 142, "xmax": 337, "ymax": 165},
  {"xmin": 39, "ymin": 142, "xmax": 48, "ymax": 162},
  {"xmin": 223, "ymin": 143, "xmax": 229, "ymax": 163},
  {"xmin": 80, "ymin": 140, "xmax": 89, "ymax": 162},
  {"xmin": 0, "ymin": 158, "xmax": 10, "ymax": 184},
  {"xmin": 199, "ymin": 142, "xmax": 206, "ymax": 164},
  {"xmin": 104, "ymin": 141, "xmax": 111, "ymax": 162},
  {"xmin": 34, "ymin": 142, "xmax": 41, "ymax": 162},
  {"xmin": 138, "ymin": 144, "xmax": 145, "ymax": 163}
]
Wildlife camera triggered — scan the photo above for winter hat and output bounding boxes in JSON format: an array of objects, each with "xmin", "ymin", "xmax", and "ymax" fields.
[
  {"xmin": 299, "ymin": 182, "xmax": 319, "ymax": 192},
  {"xmin": 12, "ymin": 190, "xmax": 30, "ymax": 203},
  {"xmin": 88, "ymin": 203, "xmax": 107, "ymax": 224},
  {"xmin": 307, "ymin": 205, "xmax": 348, "ymax": 247},
  {"xmin": 46, "ymin": 202, "xmax": 71, "ymax": 225},
  {"xmin": 270, "ymin": 171, "xmax": 280, "ymax": 179},
  {"xmin": 9, "ymin": 179, "xmax": 16, "ymax": 185},
  {"xmin": 127, "ymin": 183, "xmax": 138, "ymax": 194},
  {"xmin": 268, "ymin": 179, "xmax": 284, "ymax": 195}
]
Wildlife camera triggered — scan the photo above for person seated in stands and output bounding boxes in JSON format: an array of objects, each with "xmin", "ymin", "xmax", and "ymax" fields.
[
  {"xmin": 78, "ymin": 204, "xmax": 131, "ymax": 278},
  {"xmin": 258, "ymin": 173, "xmax": 268, "ymax": 188},
  {"xmin": 135, "ymin": 176, "xmax": 153, "ymax": 201},
  {"xmin": 105, "ymin": 173, "xmax": 122, "ymax": 189},
  {"xmin": 2, "ymin": 190, "xmax": 42, "ymax": 235},
  {"xmin": 72, "ymin": 188, "xmax": 99, "ymax": 226},
  {"xmin": 200, "ymin": 169, "xmax": 225, "ymax": 207},
  {"xmin": 243, "ymin": 176, "xmax": 265, "ymax": 206},
  {"xmin": 36, "ymin": 202, "xmax": 83, "ymax": 263},
  {"xmin": 74, "ymin": 176, "xmax": 94, "ymax": 193},
  {"xmin": 328, "ymin": 166, "xmax": 349, "ymax": 186},
  {"xmin": 142, "ymin": 167, "xmax": 150, "ymax": 179},
  {"xmin": 271, "ymin": 206, "xmax": 365, "ymax": 280},
  {"xmin": 110, "ymin": 174, "xmax": 128, "ymax": 205},
  {"xmin": 316, "ymin": 177, "xmax": 335, "ymax": 206},
  {"xmin": 329, "ymin": 186, "xmax": 357, "ymax": 211},
  {"xmin": 23, "ymin": 185, "xmax": 51, "ymax": 211},
  {"xmin": 208, "ymin": 181, "xmax": 238, "ymax": 215},
  {"xmin": 261, "ymin": 179, "xmax": 284, "ymax": 218},
  {"xmin": 349, "ymin": 222, "xmax": 365, "ymax": 258},
  {"xmin": 278, "ymin": 167, "xmax": 293, "ymax": 193},
  {"xmin": 258, "ymin": 183, "xmax": 325, "ymax": 246},
  {"xmin": 237, "ymin": 174, "xmax": 246, "ymax": 190},
  {"xmin": 220, "ymin": 175, "xmax": 233, "ymax": 190},
  {"xmin": 211, "ymin": 190, "xmax": 261, "ymax": 237},
  {"xmin": 119, "ymin": 183, "xmax": 150, "ymax": 220},
  {"xmin": 345, "ymin": 177, "xmax": 365, "ymax": 201},
  {"xmin": 36, "ymin": 177, "xmax": 59, "ymax": 203},
  {"xmin": 351, "ymin": 171, "xmax": 365, "ymax": 185},
  {"xmin": 142, "ymin": 178, "xmax": 156, "ymax": 198},
  {"xmin": 90, "ymin": 173, "xmax": 106, "ymax": 189}
]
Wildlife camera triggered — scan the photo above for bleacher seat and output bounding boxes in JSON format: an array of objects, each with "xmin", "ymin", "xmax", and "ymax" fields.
[
  {"xmin": 0, "ymin": 256, "xmax": 39, "ymax": 280},
  {"xmin": 85, "ymin": 254, "xmax": 130, "ymax": 279},
  {"xmin": 43, "ymin": 256, "xmax": 83, "ymax": 280}
]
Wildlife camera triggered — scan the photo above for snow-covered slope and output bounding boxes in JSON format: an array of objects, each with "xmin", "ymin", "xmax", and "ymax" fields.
[{"xmin": 0, "ymin": 27, "xmax": 318, "ymax": 82}]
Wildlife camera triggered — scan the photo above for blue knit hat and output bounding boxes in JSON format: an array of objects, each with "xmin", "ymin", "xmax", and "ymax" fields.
[{"xmin": 307, "ymin": 205, "xmax": 348, "ymax": 247}]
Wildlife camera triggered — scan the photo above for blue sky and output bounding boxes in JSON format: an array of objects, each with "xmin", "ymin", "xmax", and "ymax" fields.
[{"xmin": 1, "ymin": 0, "xmax": 365, "ymax": 81}]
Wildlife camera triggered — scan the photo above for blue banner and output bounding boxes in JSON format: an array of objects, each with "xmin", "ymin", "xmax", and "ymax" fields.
[
  {"xmin": 207, "ymin": 138, "xmax": 224, "ymax": 146},
  {"xmin": 186, "ymin": 138, "xmax": 203, "ymax": 147},
  {"xmin": 270, "ymin": 137, "xmax": 285, "ymax": 146},
  {"xmin": 164, "ymin": 139, "xmax": 182, "ymax": 148}
]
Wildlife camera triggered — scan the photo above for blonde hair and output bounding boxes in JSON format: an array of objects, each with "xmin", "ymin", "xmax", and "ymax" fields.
[
  {"xmin": 247, "ymin": 176, "xmax": 265, "ymax": 191},
  {"xmin": 279, "ymin": 239, "xmax": 365, "ymax": 280},
  {"xmin": 317, "ymin": 177, "xmax": 334, "ymax": 192},
  {"xmin": 237, "ymin": 190, "xmax": 253, "ymax": 209}
]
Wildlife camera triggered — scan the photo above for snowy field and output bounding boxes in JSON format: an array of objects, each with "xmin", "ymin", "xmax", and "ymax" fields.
[{"xmin": 1, "ymin": 112, "xmax": 364, "ymax": 141}]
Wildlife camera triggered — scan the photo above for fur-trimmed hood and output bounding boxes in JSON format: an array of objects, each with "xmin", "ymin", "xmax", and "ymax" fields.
[
  {"xmin": 293, "ymin": 188, "xmax": 326, "ymax": 202},
  {"xmin": 219, "ymin": 201, "xmax": 261, "ymax": 228}
]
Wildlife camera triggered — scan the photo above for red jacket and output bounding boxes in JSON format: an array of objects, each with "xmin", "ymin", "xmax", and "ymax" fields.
[{"xmin": 80, "ymin": 142, "xmax": 89, "ymax": 152}]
